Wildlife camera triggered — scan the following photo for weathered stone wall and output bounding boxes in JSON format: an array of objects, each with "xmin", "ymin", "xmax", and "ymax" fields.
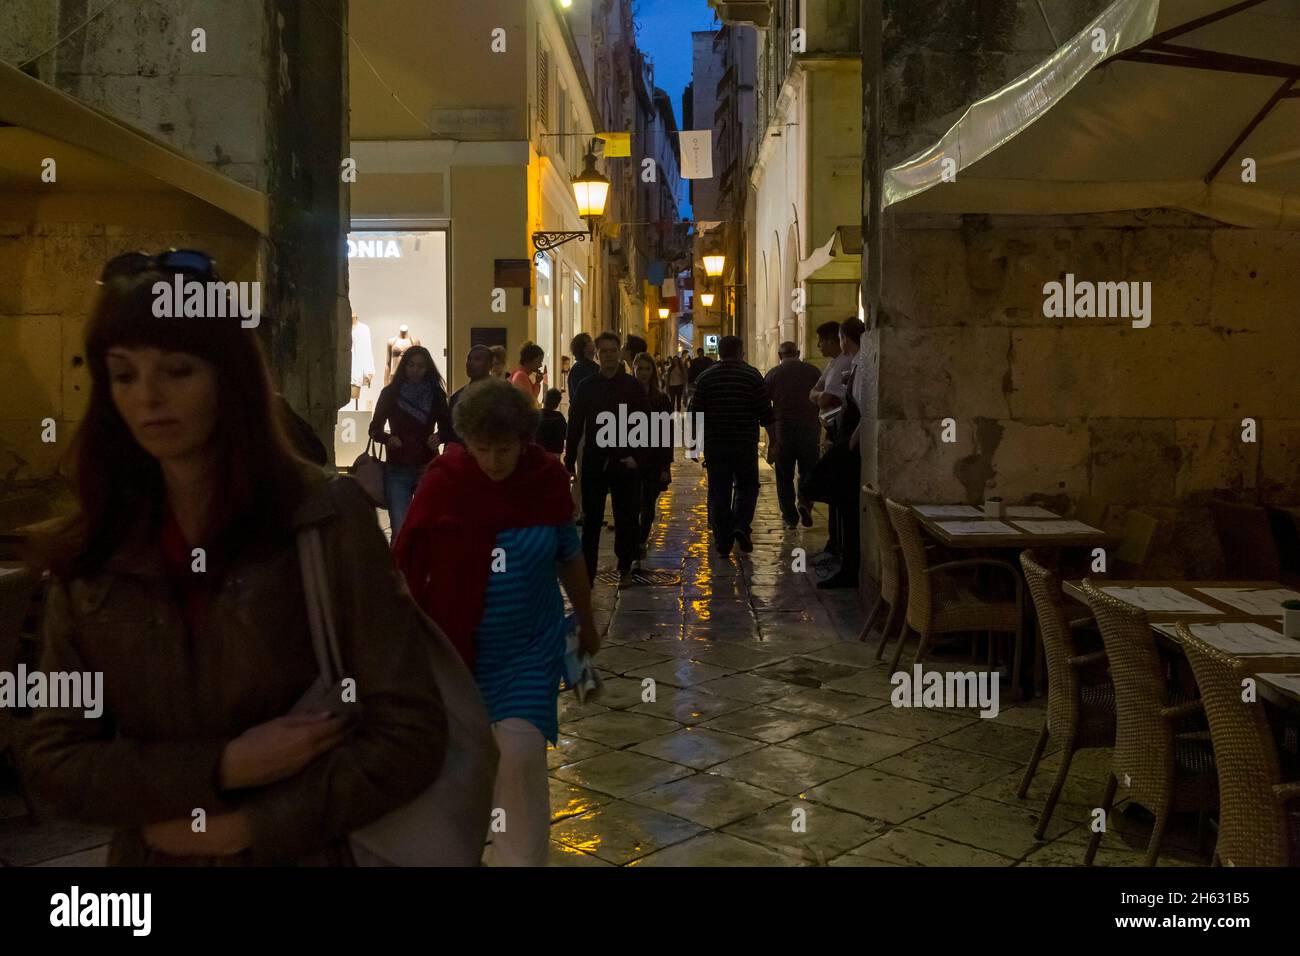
[
  {"xmin": 0, "ymin": 0, "xmax": 348, "ymax": 489},
  {"xmin": 867, "ymin": 210, "xmax": 1300, "ymax": 578}
]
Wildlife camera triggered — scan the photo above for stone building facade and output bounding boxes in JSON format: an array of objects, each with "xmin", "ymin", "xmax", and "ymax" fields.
[
  {"xmin": 0, "ymin": 0, "xmax": 349, "ymax": 488},
  {"xmin": 862, "ymin": 0, "xmax": 1300, "ymax": 578}
]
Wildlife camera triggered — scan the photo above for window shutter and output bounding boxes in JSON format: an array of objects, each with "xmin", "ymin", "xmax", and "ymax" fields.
[{"xmin": 538, "ymin": 48, "xmax": 550, "ymax": 129}]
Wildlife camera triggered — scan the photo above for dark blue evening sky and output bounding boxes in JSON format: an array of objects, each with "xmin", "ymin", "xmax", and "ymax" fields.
[
  {"xmin": 632, "ymin": 0, "xmax": 719, "ymax": 217},
  {"xmin": 633, "ymin": 0, "xmax": 718, "ymax": 130}
]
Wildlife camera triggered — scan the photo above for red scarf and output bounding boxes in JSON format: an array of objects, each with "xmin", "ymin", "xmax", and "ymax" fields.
[{"xmin": 391, "ymin": 441, "xmax": 574, "ymax": 669}]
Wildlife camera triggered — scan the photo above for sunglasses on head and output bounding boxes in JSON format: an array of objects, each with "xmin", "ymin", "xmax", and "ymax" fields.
[{"xmin": 99, "ymin": 249, "xmax": 217, "ymax": 283}]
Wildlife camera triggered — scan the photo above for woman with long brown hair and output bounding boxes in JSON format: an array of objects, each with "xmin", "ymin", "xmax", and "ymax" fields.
[
  {"xmin": 22, "ymin": 251, "xmax": 447, "ymax": 865},
  {"xmin": 368, "ymin": 344, "xmax": 450, "ymax": 537}
]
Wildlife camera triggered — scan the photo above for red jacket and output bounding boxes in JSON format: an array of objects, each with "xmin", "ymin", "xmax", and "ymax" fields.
[{"xmin": 391, "ymin": 442, "xmax": 574, "ymax": 668}]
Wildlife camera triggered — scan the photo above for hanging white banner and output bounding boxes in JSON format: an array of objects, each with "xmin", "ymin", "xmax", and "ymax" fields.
[
  {"xmin": 661, "ymin": 277, "xmax": 676, "ymax": 298},
  {"xmin": 678, "ymin": 130, "xmax": 714, "ymax": 180}
]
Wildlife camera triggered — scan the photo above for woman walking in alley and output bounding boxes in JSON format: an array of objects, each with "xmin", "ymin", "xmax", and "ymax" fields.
[
  {"xmin": 369, "ymin": 345, "xmax": 451, "ymax": 538},
  {"xmin": 393, "ymin": 379, "xmax": 600, "ymax": 866},
  {"xmin": 22, "ymin": 252, "xmax": 447, "ymax": 865},
  {"xmin": 665, "ymin": 354, "xmax": 687, "ymax": 412},
  {"xmin": 633, "ymin": 353, "xmax": 674, "ymax": 562}
]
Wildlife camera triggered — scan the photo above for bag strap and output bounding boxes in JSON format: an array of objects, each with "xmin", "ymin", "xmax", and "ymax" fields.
[{"xmin": 297, "ymin": 526, "xmax": 346, "ymax": 685}]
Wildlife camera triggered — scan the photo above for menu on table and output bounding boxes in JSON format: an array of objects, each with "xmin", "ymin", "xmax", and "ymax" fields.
[
  {"xmin": 1004, "ymin": 506, "xmax": 1059, "ymax": 519},
  {"xmin": 1194, "ymin": 587, "xmax": 1300, "ymax": 618},
  {"xmin": 1154, "ymin": 622, "xmax": 1300, "ymax": 657},
  {"xmin": 1262, "ymin": 673, "xmax": 1300, "ymax": 699},
  {"xmin": 936, "ymin": 520, "xmax": 1018, "ymax": 535},
  {"xmin": 915, "ymin": 505, "xmax": 985, "ymax": 518},
  {"xmin": 1012, "ymin": 520, "xmax": 1101, "ymax": 535},
  {"xmin": 1100, "ymin": 586, "xmax": 1223, "ymax": 614}
]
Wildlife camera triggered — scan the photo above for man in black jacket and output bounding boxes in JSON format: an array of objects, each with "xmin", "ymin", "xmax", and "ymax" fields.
[{"xmin": 565, "ymin": 331, "xmax": 651, "ymax": 585}]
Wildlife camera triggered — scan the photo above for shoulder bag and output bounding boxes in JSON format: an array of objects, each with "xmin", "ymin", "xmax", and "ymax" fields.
[{"xmin": 295, "ymin": 524, "xmax": 497, "ymax": 866}]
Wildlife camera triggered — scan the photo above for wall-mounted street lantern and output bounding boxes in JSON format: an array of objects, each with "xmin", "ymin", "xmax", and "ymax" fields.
[
  {"xmin": 658, "ymin": 307, "xmax": 671, "ymax": 319},
  {"xmin": 533, "ymin": 146, "xmax": 610, "ymax": 262},
  {"xmin": 699, "ymin": 292, "xmax": 715, "ymax": 307},
  {"xmin": 702, "ymin": 253, "xmax": 726, "ymax": 278}
]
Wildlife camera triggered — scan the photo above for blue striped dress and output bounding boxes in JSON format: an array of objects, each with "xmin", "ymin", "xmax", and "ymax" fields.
[{"xmin": 473, "ymin": 522, "xmax": 582, "ymax": 743}]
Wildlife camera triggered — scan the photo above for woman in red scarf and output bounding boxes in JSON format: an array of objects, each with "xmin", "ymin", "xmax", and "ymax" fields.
[{"xmin": 393, "ymin": 379, "xmax": 598, "ymax": 866}]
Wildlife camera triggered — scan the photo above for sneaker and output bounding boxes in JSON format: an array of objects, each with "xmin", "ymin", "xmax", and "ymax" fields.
[
  {"xmin": 714, "ymin": 541, "xmax": 732, "ymax": 558},
  {"xmin": 783, "ymin": 519, "xmax": 798, "ymax": 530},
  {"xmin": 734, "ymin": 530, "xmax": 753, "ymax": 553},
  {"xmin": 618, "ymin": 569, "xmax": 635, "ymax": 588},
  {"xmin": 798, "ymin": 505, "xmax": 813, "ymax": 528}
]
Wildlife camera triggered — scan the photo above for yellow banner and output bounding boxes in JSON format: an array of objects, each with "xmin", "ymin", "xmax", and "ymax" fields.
[{"xmin": 598, "ymin": 132, "xmax": 632, "ymax": 158}]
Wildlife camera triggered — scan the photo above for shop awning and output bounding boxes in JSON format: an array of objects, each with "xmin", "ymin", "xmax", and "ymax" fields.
[
  {"xmin": 799, "ymin": 225, "xmax": 863, "ymax": 282},
  {"xmin": 885, "ymin": 0, "xmax": 1300, "ymax": 229},
  {"xmin": 0, "ymin": 61, "xmax": 268, "ymax": 233}
]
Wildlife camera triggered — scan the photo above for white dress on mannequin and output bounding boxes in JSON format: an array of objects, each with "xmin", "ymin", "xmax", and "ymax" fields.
[{"xmin": 351, "ymin": 321, "xmax": 375, "ymax": 389}]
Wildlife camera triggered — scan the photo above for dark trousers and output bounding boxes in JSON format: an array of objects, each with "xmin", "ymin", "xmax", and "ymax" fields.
[
  {"xmin": 704, "ymin": 444, "xmax": 760, "ymax": 546},
  {"xmin": 667, "ymin": 385, "xmax": 685, "ymax": 412},
  {"xmin": 773, "ymin": 422, "xmax": 820, "ymax": 524},
  {"xmin": 581, "ymin": 461, "xmax": 641, "ymax": 581},
  {"xmin": 802, "ymin": 442, "xmax": 860, "ymax": 566},
  {"xmin": 639, "ymin": 470, "xmax": 664, "ymax": 544}
]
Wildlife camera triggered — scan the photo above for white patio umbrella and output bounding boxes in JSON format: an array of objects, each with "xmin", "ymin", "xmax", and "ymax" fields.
[{"xmin": 886, "ymin": 0, "xmax": 1300, "ymax": 229}]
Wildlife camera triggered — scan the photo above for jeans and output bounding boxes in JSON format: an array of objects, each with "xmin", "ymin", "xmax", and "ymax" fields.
[
  {"xmin": 384, "ymin": 463, "xmax": 423, "ymax": 539},
  {"xmin": 580, "ymin": 460, "xmax": 641, "ymax": 580},
  {"xmin": 773, "ymin": 422, "xmax": 820, "ymax": 524},
  {"xmin": 704, "ymin": 443, "xmax": 760, "ymax": 548}
]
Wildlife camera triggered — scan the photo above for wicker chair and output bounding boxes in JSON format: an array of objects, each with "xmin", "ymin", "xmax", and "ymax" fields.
[
  {"xmin": 1018, "ymin": 552, "xmax": 1116, "ymax": 838},
  {"xmin": 1176, "ymin": 624, "xmax": 1300, "ymax": 867},
  {"xmin": 885, "ymin": 500, "xmax": 1024, "ymax": 690},
  {"xmin": 858, "ymin": 487, "xmax": 906, "ymax": 659},
  {"xmin": 1079, "ymin": 581, "xmax": 1218, "ymax": 866}
]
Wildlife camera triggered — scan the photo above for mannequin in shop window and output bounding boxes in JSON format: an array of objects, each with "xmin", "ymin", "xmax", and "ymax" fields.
[
  {"xmin": 350, "ymin": 312, "xmax": 375, "ymax": 409},
  {"xmin": 384, "ymin": 325, "xmax": 421, "ymax": 386}
]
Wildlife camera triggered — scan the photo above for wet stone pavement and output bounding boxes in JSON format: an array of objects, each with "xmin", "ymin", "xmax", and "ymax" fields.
[
  {"xmin": 1, "ymin": 454, "xmax": 1207, "ymax": 867},
  {"xmin": 550, "ymin": 454, "xmax": 1206, "ymax": 867}
]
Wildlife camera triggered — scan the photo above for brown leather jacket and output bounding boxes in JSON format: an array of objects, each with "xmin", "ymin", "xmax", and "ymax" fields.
[{"xmin": 22, "ymin": 472, "xmax": 448, "ymax": 865}]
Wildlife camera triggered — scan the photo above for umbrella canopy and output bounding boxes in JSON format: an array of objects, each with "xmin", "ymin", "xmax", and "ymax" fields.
[{"xmin": 887, "ymin": 0, "xmax": 1300, "ymax": 229}]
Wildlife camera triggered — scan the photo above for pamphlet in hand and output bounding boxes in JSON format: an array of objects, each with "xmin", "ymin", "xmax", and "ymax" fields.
[{"xmin": 562, "ymin": 616, "xmax": 602, "ymax": 704}]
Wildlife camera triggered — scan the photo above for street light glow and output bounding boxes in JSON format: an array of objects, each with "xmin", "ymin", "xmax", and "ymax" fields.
[
  {"xmin": 572, "ymin": 151, "xmax": 611, "ymax": 220},
  {"xmin": 658, "ymin": 307, "xmax": 670, "ymax": 319},
  {"xmin": 700, "ymin": 292, "xmax": 715, "ymax": 307},
  {"xmin": 703, "ymin": 254, "xmax": 726, "ymax": 277}
]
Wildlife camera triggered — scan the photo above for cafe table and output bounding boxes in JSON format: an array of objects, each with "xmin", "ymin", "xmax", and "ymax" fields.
[
  {"xmin": 911, "ymin": 504, "xmax": 1116, "ymax": 551},
  {"xmin": 1060, "ymin": 579, "xmax": 1300, "ymax": 713},
  {"xmin": 906, "ymin": 505, "xmax": 1116, "ymax": 698}
]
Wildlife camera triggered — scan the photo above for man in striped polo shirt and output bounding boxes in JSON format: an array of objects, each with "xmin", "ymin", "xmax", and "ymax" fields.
[{"xmin": 689, "ymin": 335, "xmax": 775, "ymax": 558}]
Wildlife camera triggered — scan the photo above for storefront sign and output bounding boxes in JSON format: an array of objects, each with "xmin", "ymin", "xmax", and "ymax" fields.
[{"xmin": 347, "ymin": 238, "xmax": 402, "ymax": 259}]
